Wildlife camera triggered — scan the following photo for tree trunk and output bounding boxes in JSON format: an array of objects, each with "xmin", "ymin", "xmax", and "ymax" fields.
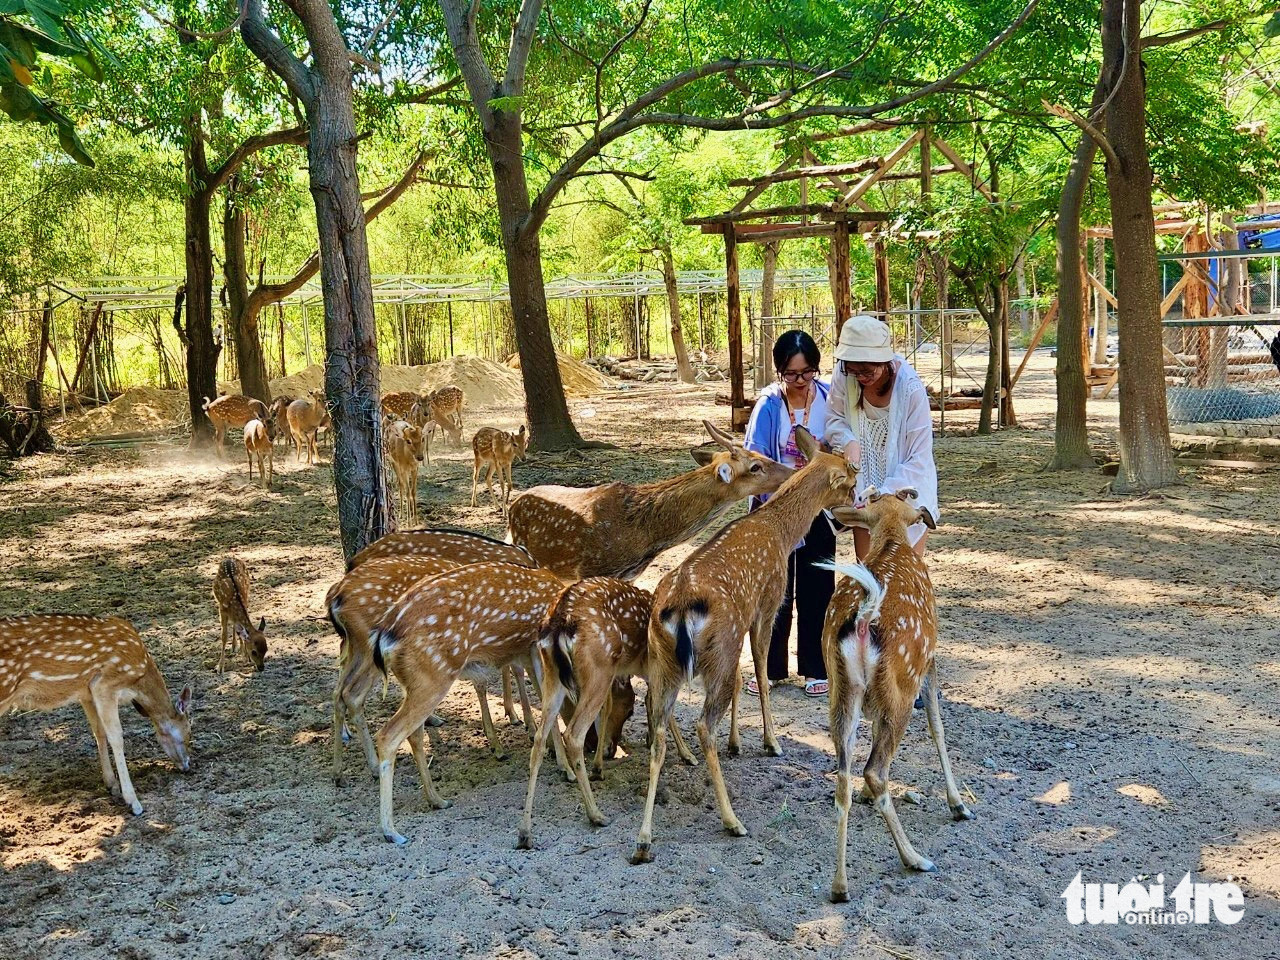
[
  {"xmin": 182, "ymin": 114, "xmax": 219, "ymax": 447},
  {"xmin": 1092, "ymin": 237, "xmax": 1109, "ymax": 365},
  {"xmin": 661, "ymin": 246, "xmax": 695, "ymax": 383},
  {"xmin": 1048, "ymin": 81, "xmax": 1101, "ymax": 470},
  {"xmin": 1015, "ymin": 254, "xmax": 1029, "ymax": 335},
  {"xmin": 756, "ymin": 240, "xmax": 779, "ymax": 388},
  {"xmin": 1102, "ymin": 0, "xmax": 1177, "ymax": 492},
  {"xmin": 224, "ymin": 188, "xmax": 272, "ymax": 403},
  {"xmin": 488, "ymin": 113, "xmax": 583, "ymax": 449},
  {"xmin": 998, "ymin": 277, "xmax": 1017, "ymax": 427}
]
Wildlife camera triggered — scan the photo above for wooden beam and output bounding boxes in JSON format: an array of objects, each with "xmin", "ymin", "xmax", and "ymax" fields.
[
  {"xmin": 929, "ymin": 138, "xmax": 996, "ymax": 201},
  {"xmin": 1086, "ymin": 272, "xmax": 1117, "ymax": 309},
  {"xmin": 879, "ymin": 165, "xmax": 958, "ymax": 182},
  {"xmin": 734, "ymin": 224, "xmax": 837, "ymax": 242},
  {"xmin": 873, "ymin": 238, "xmax": 890, "ymax": 317},
  {"xmin": 803, "ymin": 119, "xmax": 903, "ymax": 144},
  {"xmin": 843, "ymin": 130, "xmax": 925, "ymax": 206},
  {"xmin": 1159, "ymin": 273, "xmax": 1189, "ymax": 317},
  {"xmin": 833, "ymin": 220, "xmax": 851, "ymax": 328},
  {"xmin": 729, "ymin": 157, "xmax": 887, "ymax": 188},
  {"xmin": 1010, "ymin": 297, "xmax": 1058, "ymax": 389},
  {"xmin": 1085, "ymin": 220, "xmax": 1199, "ymax": 238},
  {"xmin": 730, "ymin": 155, "xmax": 797, "ymax": 214},
  {"xmin": 920, "ymin": 131, "xmax": 932, "ymax": 198},
  {"xmin": 685, "ymin": 204, "xmax": 883, "ymax": 225},
  {"xmin": 69, "ymin": 303, "xmax": 104, "ymax": 392},
  {"xmin": 725, "ymin": 228, "xmax": 745, "ymax": 429},
  {"xmin": 802, "ymin": 147, "xmax": 852, "ymax": 195}
]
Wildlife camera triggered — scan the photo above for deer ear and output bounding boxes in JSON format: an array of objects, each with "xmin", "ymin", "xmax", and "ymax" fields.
[
  {"xmin": 895, "ymin": 487, "xmax": 919, "ymax": 501},
  {"xmin": 916, "ymin": 506, "xmax": 937, "ymax": 530},
  {"xmin": 793, "ymin": 425, "xmax": 819, "ymax": 461},
  {"xmin": 235, "ymin": 623, "xmax": 248, "ymax": 640},
  {"xmin": 716, "ymin": 462, "xmax": 735, "ymax": 484},
  {"xmin": 176, "ymin": 686, "xmax": 193, "ymax": 716},
  {"xmin": 830, "ymin": 505, "xmax": 868, "ymax": 527},
  {"xmin": 690, "ymin": 445, "xmax": 716, "ymax": 466},
  {"xmin": 702, "ymin": 419, "xmax": 737, "ymax": 450},
  {"xmin": 258, "ymin": 616, "xmax": 266, "ymax": 632}
]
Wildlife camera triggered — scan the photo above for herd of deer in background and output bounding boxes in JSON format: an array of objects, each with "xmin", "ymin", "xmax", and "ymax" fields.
[{"xmin": 0, "ymin": 395, "xmax": 973, "ymax": 901}]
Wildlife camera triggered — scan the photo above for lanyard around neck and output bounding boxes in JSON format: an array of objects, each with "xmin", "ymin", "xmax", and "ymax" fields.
[{"xmin": 784, "ymin": 383, "xmax": 813, "ymax": 427}]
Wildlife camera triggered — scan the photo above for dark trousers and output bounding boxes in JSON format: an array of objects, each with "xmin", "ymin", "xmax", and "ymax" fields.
[{"xmin": 767, "ymin": 513, "xmax": 836, "ymax": 681}]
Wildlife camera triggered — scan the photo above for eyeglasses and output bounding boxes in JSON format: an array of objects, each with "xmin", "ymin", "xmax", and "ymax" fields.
[
  {"xmin": 780, "ymin": 368, "xmax": 818, "ymax": 383},
  {"xmin": 841, "ymin": 361, "xmax": 889, "ymax": 377}
]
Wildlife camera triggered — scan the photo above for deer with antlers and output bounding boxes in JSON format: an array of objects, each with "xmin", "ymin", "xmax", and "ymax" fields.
[
  {"xmin": 212, "ymin": 557, "xmax": 268, "ymax": 673},
  {"xmin": 0, "ymin": 615, "xmax": 193, "ymax": 815},
  {"xmin": 471, "ymin": 425, "xmax": 527, "ymax": 514},
  {"xmin": 517, "ymin": 577, "xmax": 697, "ymax": 850},
  {"xmin": 370, "ymin": 561, "xmax": 566, "ymax": 843},
  {"xmin": 508, "ymin": 420, "xmax": 792, "ymax": 581},
  {"xmin": 821, "ymin": 489, "xmax": 972, "ymax": 895},
  {"xmin": 630, "ymin": 426, "xmax": 858, "ymax": 864}
]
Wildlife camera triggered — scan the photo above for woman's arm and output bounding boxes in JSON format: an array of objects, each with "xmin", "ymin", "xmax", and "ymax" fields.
[
  {"xmin": 881, "ymin": 381, "xmax": 937, "ymax": 498},
  {"xmin": 742, "ymin": 393, "xmax": 776, "ymax": 459},
  {"xmin": 823, "ymin": 371, "xmax": 856, "ymax": 456}
]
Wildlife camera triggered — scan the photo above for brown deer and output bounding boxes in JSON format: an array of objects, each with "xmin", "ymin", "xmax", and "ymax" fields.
[
  {"xmin": 381, "ymin": 390, "xmax": 429, "ymax": 427},
  {"xmin": 518, "ymin": 578, "xmax": 696, "ymax": 850},
  {"xmin": 212, "ymin": 557, "xmax": 268, "ymax": 673},
  {"xmin": 202, "ymin": 394, "xmax": 270, "ymax": 456},
  {"xmin": 0, "ymin": 615, "xmax": 193, "ymax": 815},
  {"xmin": 243, "ymin": 418, "xmax": 274, "ymax": 488},
  {"xmin": 385, "ymin": 420, "xmax": 427, "ymax": 525},
  {"xmin": 822, "ymin": 490, "xmax": 972, "ymax": 895},
  {"xmin": 369, "ymin": 561, "xmax": 566, "ymax": 843},
  {"xmin": 471, "ymin": 425, "xmax": 527, "ymax": 514},
  {"xmin": 427, "ymin": 386, "xmax": 464, "ymax": 447},
  {"xmin": 631, "ymin": 426, "xmax": 857, "ymax": 864},
  {"xmin": 267, "ymin": 395, "xmax": 294, "ymax": 452},
  {"xmin": 508, "ymin": 420, "xmax": 792, "ymax": 580},
  {"xmin": 347, "ymin": 527, "xmax": 536, "ymax": 572},
  {"xmin": 286, "ymin": 392, "xmax": 329, "ymax": 464}
]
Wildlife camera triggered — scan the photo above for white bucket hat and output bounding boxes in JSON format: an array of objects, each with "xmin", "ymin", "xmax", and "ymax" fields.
[{"xmin": 834, "ymin": 314, "xmax": 893, "ymax": 363}]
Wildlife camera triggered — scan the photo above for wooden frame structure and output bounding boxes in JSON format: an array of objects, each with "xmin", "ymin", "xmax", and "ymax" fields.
[{"xmin": 687, "ymin": 123, "xmax": 1000, "ymax": 430}]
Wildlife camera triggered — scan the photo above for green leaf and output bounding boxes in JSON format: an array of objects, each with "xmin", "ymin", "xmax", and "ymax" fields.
[
  {"xmin": 1265, "ymin": 11, "xmax": 1280, "ymax": 38},
  {"xmin": 69, "ymin": 49, "xmax": 99, "ymax": 82},
  {"xmin": 22, "ymin": 2, "xmax": 64, "ymax": 44},
  {"xmin": 55, "ymin": 117, "xmax": 93, "ymax": 166},
  {"xmin": 486, "ymin": 95, "xmax": 526, "ymax": 114}
]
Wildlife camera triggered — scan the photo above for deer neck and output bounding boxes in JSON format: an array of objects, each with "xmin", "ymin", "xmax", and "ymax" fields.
[
  {"xmin": 753, "ymin": 466, "xmax": 832, "ymax": 546},
  {"xmin": 131, "ymin": 662, "xmax": 178, "ymax": 727},
  {"xmin": 630, "ymin": 466, "xmax": 734, "ymax": 545},
  {"xmin": 865, "ymin": 522, "xmax": 915, "ymax": 570}
]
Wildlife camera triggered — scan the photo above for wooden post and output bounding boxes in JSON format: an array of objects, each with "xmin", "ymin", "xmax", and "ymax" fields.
[
  {"xmin": 874, "ymin": 238, "xmax": 890, "ymax": 319},
  {"xmin": 447, "ymin": 300, "xmax": 455, "ymax": 358},
  {"xmin": 69, "ymin": 302, "xmax": 104, "ymax": 393},
  {"xmin": 1184, "ymin": 227, "xmax": 1209, "ymax": 386},
  {"xmin": 1093, "ymin": 237, "xmax": 1108, "ymax": 365},
  {"xmin": 833, "ymin": 220, "xmax": 852, "ymax": 336},
  {"xmin": 920, "ymin": 130, "xmax": 932, "ymax": 198},
  {"xmin": 726, "ymin": 228, "xmax": 745, "ymax": 429}
]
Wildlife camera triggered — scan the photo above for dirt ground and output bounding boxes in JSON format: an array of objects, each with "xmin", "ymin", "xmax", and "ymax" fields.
[{"xmin": 1, "ymin": 355, "xmax": 1278, "ymax": 960}]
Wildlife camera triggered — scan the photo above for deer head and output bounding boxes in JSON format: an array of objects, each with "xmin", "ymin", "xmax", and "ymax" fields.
[
  {"xmin": 689, "ymin": 419, "xmax": 792, "ymax": 496},
  {"xmin": 831, "ymin": 486, "xmax": 935, "ymax": 531},
  {"xmin": 792, "ymin": 425, "xmax": 859, "ymax": 510},
  {"xmin": 236, "ymin": 617, "xmax": 268, "ymax": 672},
  {"xmin": 150, "ymin": 685, "xmax": 195, "ymax": 771}
]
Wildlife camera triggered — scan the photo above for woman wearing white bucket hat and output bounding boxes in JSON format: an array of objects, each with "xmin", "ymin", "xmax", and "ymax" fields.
[{"xmin": 824, "ymin": 314, "xmax": 938, "ymax": 557}]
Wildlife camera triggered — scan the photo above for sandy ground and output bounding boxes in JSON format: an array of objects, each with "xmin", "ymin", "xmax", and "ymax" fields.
[{"xmin": 1, "ymin": 354, "xmax": 1278, "ymax": 960}]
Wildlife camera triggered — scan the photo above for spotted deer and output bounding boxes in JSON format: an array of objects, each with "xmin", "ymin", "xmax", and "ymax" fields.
[
  {"xmin": 243, "ymin": 418, "xmax": 274, "ymax": 488},
  {"xmin": 202, "ymin": 394, "xmax": 270, "ymax": 456},
  {"xmin": 518, "ymin": 578, "xmax": 696, "ymax": 850},
  {"xmin": 508, "ymin": 420, "xmax": 792, "ymax": 581},
  {"xmin": 267, "ymin": 395, "xmax": 294, "ymax": 452},
  {"xmin": 822, "ymin": 490, "xmax": 971, "ymax": 895},
  {"xmin": 427, "ymin": 386, "xmax": 464, "ymax": 447},
  {"xmin": 287, "ymin": 392, "xmax": 329, "ymax": 465},
  {"xmin": 0, "ymin": 615, "xmax": 193, "ymax": 815},
  {"xmin": 369, "ymin": 561, "xmax": 566, "ymax": 843},
  {"xmin": 347, "ymin": 527, "xmax": 535, "ymax": 572},
  {"xmin": 381, "ymin": 390, "xmax": 428, "ymax": 427},
  {"xmin": 471, "ymin": 426, "xmax": 527, "ymax": 514},
  {"xmin": 385, "ymin": 420, "xmax": 427, "ymax": 526},
  {"xmin": 631, "ymin": 426, "xmax": 858, "ymax": 864},
  {"xmin": 212, "ymin": 557, "xmax": 268, "ymax": 673}
]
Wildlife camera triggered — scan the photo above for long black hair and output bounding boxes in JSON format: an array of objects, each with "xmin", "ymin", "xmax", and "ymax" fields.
[{"xmin": 773, "ymin": 329, "xmax": 820, "ymax": 373}]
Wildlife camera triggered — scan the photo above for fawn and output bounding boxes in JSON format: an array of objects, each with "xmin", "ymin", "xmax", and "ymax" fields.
[
  {"xmin": 211, "ymin": 557, "xmax": 268, "ymax": 673},
  {"xmin": 518, "ymin": 578, "xmax": 696, "ymax": 850},
  {"xmin": 243, "ymin": 418, "xmax": 274, "ymax": 488},
  {"xmin": 426, "ymin": 386, "xmax": 464, "ymax": 447},
  {"xmin": 508, "ymin": 420, "xmax": 791, "ymax": 580},
  {"xmin": 287, "ymin": 392, "xmax": 329, "ymax": 464},
  {"xmin": 202, "ymin": 394, "xmax": 270, "ymax": 456},
  {"xmin": 631, "ymin": 425, "xmax": 857, "ymax": 864},
  {"xmin": 267, "ymin": 395, "xmax": 294, "ymax": 452},
  {"xmin": 471, "ymin": 426, "xmax": 527, "ymax": 514},
  {"xmin": 370, "ymin": 561, "xmax": 566, "ymax": 843},
  {"xmin": 0, "ymin": 615, "xmax": 193, "ymax": 814},
  {"xmin": 386, "ymin": 420, "xmax": 427, "ymax": 526},
  {"xmin": 822, "ymin": 490, "xmax": 971, "ymax": 895}
]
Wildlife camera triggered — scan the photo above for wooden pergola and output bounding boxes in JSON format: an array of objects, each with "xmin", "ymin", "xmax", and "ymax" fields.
[{"xmin": 686, "ymin": 122, "xmax": 998, "ymax": 430}]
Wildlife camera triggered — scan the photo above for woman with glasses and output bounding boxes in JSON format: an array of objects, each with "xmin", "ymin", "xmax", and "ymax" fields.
[
  {"xmin": 825, "ymin": 314, "xmax": 938, "ymax": 559},
  {"xmin": 742, "ymin": 329, "xmax": 835, "ymax": 698}
]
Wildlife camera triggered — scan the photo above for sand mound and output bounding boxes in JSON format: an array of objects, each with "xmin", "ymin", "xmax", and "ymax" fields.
[
  {"xmin": 56, "ymin": 387, "xmax": 191, "ymax": 440},
  {"xmin": 233, "ymin": 358, "xmax": 526, "ymax": 408},
  {"xmin": 506, "ymin": 352, "xmax": 611, "ymax": 396}
]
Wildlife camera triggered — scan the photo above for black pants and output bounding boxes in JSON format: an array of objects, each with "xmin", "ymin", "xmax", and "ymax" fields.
[{"xmin": 766, "ymin": 513, "xmax": 836, "ymax": 682}]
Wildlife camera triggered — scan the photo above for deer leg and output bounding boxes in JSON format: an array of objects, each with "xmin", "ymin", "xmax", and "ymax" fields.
[
  {"xmin": 566, "ymin": 689, "xmax": 611, "ymax": 827},
  {"xmin": 486, "ymin": 463, "xmax": 499, "ymax": 507},
  {"xmin": 630, "ymin": 682, "xmax": 676, "ymax": 865},
  {"xmin": 727, "ymin": 662, "xmax": 741, "ymax": 757},
  {"xmin": 518, "ymin": 682, "xmax": 567, "ymax": 850},
  {"xmin": 81, "ymin": 697, "xmax": 119, "ymax": 798},
  {"xmin": 473, "ymin": 681, "xmax": 506, "ymax": 760},
  {"xmin": 864, "ymin": 713, "xmax": 934, "ymax": 872},
  {"xmin": 377, "ymin": 684, "xmax": 449, "ymax": 844},
  {"xmin": 406, "ymin": 727, "xmax": 450, "ymax": 811},
  {"xmin": 246, "ymin": 444, "xmax": 254, "ymax": 483},
  {"xmin": 922, "ymin": 663, "xmax": 973, "ymax": 821},
  {"xmin": 749, "ymin": 613, "xmax": 782, "ymax": 756},
  {"xmin": 590, "ymin": 688, "xmax": 612, "ymax": 782},
  {"xmin": 514, "ymin": 662, "xmax": 535, "ymax": 736},
  {"xmin": 266, "ymin": 450, "xmax": 273, "ymax": 488},
  {"xmin": 669, "ymin": 716, "xmax": 698, "ymax": 766},
  {"xmin": 217, "ymin": 610, "xmax": 229, "ymax": 674},
  {"xmin": 501, "ymin": 666, "xmax": 521, "ymax": 725},
  {"xmin": 90, "ymin": 684, "xmax": 142, "ymax": 816},
  {"xmin": 697, "ymin": 676, "xmax": 747, "ymax": 837},
  {"xmin": 470, "ymin": 459, "xmax": 481, "ymax": 507},
  {"xmin": 331, "ymin": 646, "xmax": 350, "ymax": 784},
  {"xmin": 830, "ymin": 686, "xmax": 865, "ymax": 903}
]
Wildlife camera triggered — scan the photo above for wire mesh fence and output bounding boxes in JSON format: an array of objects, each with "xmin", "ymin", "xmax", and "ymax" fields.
[{"xmin": 1162, "ymin": 318, "xmax": 1280, "ymax": 436}]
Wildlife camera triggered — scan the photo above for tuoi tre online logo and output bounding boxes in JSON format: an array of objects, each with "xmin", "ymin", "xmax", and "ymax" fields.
[{"xmin": 1062, "ymin": 872, "xmax": 1245, "ymax": 926}]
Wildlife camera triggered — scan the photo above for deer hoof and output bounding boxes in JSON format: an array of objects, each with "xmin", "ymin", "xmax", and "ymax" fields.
[
  {"xmin": 516, "ymin": 831, "xmax": 533, "ymax": 851},
  {"xmin": 588, "ymin": 813, "xmax": 610, "ymax": 828},
  {"xmin": 427, "ymin": 796, "xmax": 453, "ymax": 811},
  {"xmin": 425, "ymin": 713, "xmax": 446, "ymax": 728},
  {"xmin": 726, "ymin": 741, "xmax": 741, "ymax": 757},
  {"xmin": 908, "ymin": 856, "xmax": 937, "ymax": 873},
  {"xmin": 763, "ymin": 742, "xmax": 783, "ymax": 758},
  {"xmin": 129, "ymin": 800, "xmax": 144, "ymax": 817},
  {"xmin": 589, "ymin": 767, "xmax": 605, "ymax": 782},
  {"xmin": 724, "ymin": 822, "xmax": 748, "ymax": 838},
  {"xmin": 951, "ymin": 803, "xmax": 975, "ymax": 821},
  {"xmin": 830, "ymin": 887, "xmax": 850, "ymax": 904},
  {"xmin": 384, "ymin": 829, "xmax": 409, "ymax": 846},
  {"xmin": 629, "ymin": 844, "xmax": 653, "ymax": 865}
]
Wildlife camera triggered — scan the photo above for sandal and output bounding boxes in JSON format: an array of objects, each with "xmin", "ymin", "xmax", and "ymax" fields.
[
  {"xmin": 804, "ymin": 679, "xmax": 829, "ymax": 697},
  {"xmin": 744, "ymin": 677, "xmax": 774, "ymax": 695}
]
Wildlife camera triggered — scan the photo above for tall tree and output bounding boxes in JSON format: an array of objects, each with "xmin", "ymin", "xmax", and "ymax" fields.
[{"xmin": 240, "ymin": 0, "xmax": 391, "ymax": 559}]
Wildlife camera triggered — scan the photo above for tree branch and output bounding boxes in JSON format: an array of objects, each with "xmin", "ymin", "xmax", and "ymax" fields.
[
  {"xmin": 402, "ymin": 75, "xmax": 463, "ymax": 104},
  {"xmin": 361, "ymin": 0, "xmax": 401, "ymax": 56},
  {"xmin": 504, "ymin": 0, "xmax": 545, "ymax": 95},
  {"xmin": 1043, "ymin": 100, "xmax": 1120, "ymax": 169},
  {"xmin": 240, "ymin": 0, "xmax": 315, "ymax": 104},
  {"xmin": 145, "ymin": 3, "xmax": 246, "ymax": 42},
  {"xmin": 207, "ymin": 126, "xmax": 309, "ymax": 195},
  {"xmin": 440, "ymin": 0, "xmax": 497, "ymax": 117}
]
